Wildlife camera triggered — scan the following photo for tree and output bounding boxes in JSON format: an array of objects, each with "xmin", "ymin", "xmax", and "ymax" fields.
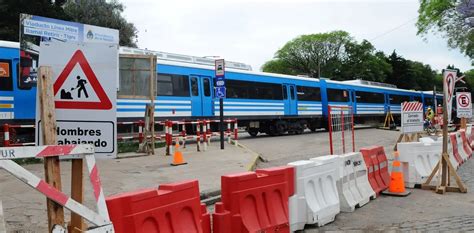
[
  {"xmin": 417, "ymin": 0, "xmax": 474, "ymax": 61},
  {"xmin": 64, "ymin": 0, "xmax": 138, "ymax": 47},
  {"xmin": 0, "ymin": 0, "xmax": 70, "ymax": 42},
  {"xmin": 262, "ymin": 30, "xmax": 353, "ymax": 78},
  {"xmin": 340, "ymin": 40, "xmax": 392, "ymax": 82}
]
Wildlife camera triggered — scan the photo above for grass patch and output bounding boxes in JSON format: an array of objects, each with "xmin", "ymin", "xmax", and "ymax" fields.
[
  {"xmin": 118, "ymin": 141, "xmax": 166, "ymax": 153},
  {"xmin": 13, "ymin": 157, "xmax": 43, "ymax": 165}
]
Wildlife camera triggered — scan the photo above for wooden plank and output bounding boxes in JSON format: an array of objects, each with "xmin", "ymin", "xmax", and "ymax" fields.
[
  {"xmin": 68, "ymin": 159, "xmax": 85, "ymax": 232},
  {"xmin": 38, "ymin": 66, "xmax": 65, "ymax": 231}
]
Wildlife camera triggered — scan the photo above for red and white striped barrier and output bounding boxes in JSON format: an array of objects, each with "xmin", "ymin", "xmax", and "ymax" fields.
[
  {"xmin": 2, "ymin": 124, "xmax": 36, "ymax": 147},
  {"xmin": 0, "ymin": 145, "xmax": 113, "ymax": 232}
]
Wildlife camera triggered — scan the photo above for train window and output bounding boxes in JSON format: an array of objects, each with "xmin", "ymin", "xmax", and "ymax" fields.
[
  {"xmin": 297, "ymin": 86, "xmax": 321, "ymax": 101},
  {"xmin": 0, "ymin": 60, "xmax": 13, "ymax": 91},
  {"xmin": 355, "ymin": 91, "xmax": 384, "ymax": 104},
  {"xmin": 390, "ymin": 95, "xmax": 411, "ymax": 104},
  {"xmin": 226, "ymin": 79, "xmax": 283, "ymax": 100},
  {"xmin": 327, "ymin": 89, "xmax": 349, "ymax": 102},
  {"xmin": 424, "ymin": 97, "xmax": 433, "ymax": 107},
  {"xmin": 156, "ymin": 73, "xmax": 190, "ymax": 96},
  {"xmin": 203, "ymin": 78, "xmax": 210, "ymax": 97},
  {"xmin": 282, "ymin": 86, "xmax": 288, "ymax": 99},
  {"xmin": 413, "ymin": 96, "xmax": 422, "ymax": 102},
  {"xmin": 290, "ymin": 86, "xmax": 295, "ymax": 100},
  {"xmin": 191, "ymin": 77, "xmax": 199, "ymax": 96}
]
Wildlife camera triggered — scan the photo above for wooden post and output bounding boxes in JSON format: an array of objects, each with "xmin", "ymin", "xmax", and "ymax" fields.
[
  {"xmin": 422, "ymin": 79, "xmax": 467, "ymax": 194},
  {"xmin": 460, "ymin": 118, "xmax": 467, "ymax": 129},
  {"xmin": 38, "ymin": 66, "xmax": 65, "ymax": 230},
  {"xmin": 68, "ymin": 159, "xmax": 85, "ymax": 232}
]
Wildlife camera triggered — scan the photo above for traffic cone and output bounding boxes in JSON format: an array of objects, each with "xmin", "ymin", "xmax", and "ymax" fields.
[
  {"xmin": 171, "ymin": 139, "xmax": 187, "ymax": 166},
  {"xmin": 382, "ymin": 151, "xmax": 411, "ymax": 196}
]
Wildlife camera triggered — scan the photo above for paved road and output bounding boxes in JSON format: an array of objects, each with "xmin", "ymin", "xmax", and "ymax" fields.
[
  {"xmin": 238, "ymin": 128, "xmax": 474, "ymax": 232},
  {"xmin": 239, "ymin": 128, "xmax": 400, "ymax": 168}
]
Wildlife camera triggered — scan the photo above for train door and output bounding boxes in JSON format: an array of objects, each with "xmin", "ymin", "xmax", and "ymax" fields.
[
  {"xmin": 189, "ymin": 76, "xmax": 213, "ymax": 117},
  {"xmin": 200, "ymin": 76, "xmax": 213, "ymax": 116},
  {"xmin": 283, "ymin": 84, "xmax": 297, "ymax": 115}
]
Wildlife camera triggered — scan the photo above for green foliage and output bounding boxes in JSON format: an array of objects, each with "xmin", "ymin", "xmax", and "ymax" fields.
[
  {"xmin": 417, "ymin": 0, "xmax": 473, "ymax": 61},
  {"xmin": 0, "ymin": 0, "xmax": 137, "ymax": 47},
  {"xmin": 64, "ymin": 0, "xmax": 138, "ymax": 47},
  {"xmin": 0, "ymin": 0, "xmax": 70, "ymax": 42},
  {"xmin": 263, "ymin": 31, "xmax": 453, "ymax": 92},
  {"xmin": 264, "ymin": 30, "xmax": 353, "ymax": 78}
]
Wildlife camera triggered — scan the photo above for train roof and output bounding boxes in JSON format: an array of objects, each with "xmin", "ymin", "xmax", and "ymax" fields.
[
  {"xmin": 0, "ymin": 41, "xmax": 19, "ymax": 49},
  {"xmin": 0, "ymin": 40, "xmax": 439, "ymax": 96}
]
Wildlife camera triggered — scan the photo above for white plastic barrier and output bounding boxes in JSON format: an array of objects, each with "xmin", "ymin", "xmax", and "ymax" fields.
[
  {"xmin": 288, "ymin": 156, "xmax": 340, "ymax": 231},
  {"xmin": 419, "ymin": 136, "xmax": 436, "ymax": 143},
  {"xmin": 456, "ymin": 132, "xmax": 469, "ymax": 162},
  {"xmin": 397, "ymin": 141, "xmax": 441, "ymax": 188},
  {"xmin": 334, "ymin": 152, "xmax": 375, "ymax": 212}
]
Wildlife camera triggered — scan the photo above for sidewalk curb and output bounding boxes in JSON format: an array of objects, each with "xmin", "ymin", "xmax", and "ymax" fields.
[{"xmin": 233, "ymin": 141, "xmax": 264, "ymax": 171}]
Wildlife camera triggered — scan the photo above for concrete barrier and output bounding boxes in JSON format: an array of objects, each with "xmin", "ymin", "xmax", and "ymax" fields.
[
  {"xmin": 398, "ymin": 141, "xmax": 441, "ymax": 188},
  {"xmin": 288, "ymin": 156, "xmax": 340, "ymax": 231}
]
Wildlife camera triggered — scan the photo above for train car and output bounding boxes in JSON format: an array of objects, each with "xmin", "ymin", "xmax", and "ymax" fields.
[
  {"xmin": 0, "ymin": 41, "xmax": 37, "ymax": 123},
  {"xmin": 0, "ymin": 40, "xmax": 443, "ymax": 139}
]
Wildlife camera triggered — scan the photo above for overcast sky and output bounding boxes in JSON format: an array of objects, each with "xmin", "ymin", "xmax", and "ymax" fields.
[{"xmin": 120, "ymin": 0, "xmax": 472, "ymax": 72}]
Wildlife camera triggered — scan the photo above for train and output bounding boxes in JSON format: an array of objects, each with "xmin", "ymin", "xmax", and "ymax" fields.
[{"xmin": 0, "ymin": 40, "xmax": 443, "ymax": 138}]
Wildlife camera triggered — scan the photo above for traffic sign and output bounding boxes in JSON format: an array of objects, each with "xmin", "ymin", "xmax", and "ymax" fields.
[
  {"xmin": 36, "ymin": 42, "xmax": 118, "ymax": 158},
  {"xmin": 53, "ymin": 50, "xmax": 112, "ymax": 110},
  {"xmin": 401, "ymin": 102, "xmax": 424, "ymax": 133},
  {"xmin": 215, "ymin": 59, "xmax": 225, "ymax": 77},
  {"xmin": 456, "ymin": 92, "xmax": 472, "ymax": 118},
  {"xmin": 443, "ymin": 69, "xmax": 457, "ymax": 122},
  {"xmin": 215, "ymin": 87, "xmax": 226, "ymax": 98}
]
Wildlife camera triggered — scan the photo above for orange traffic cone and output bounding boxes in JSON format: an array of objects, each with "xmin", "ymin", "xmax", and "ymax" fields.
[
  {"xmin": 382, "ymin": 151, "xmax": 411, "ymax": 196},
  {"xmin": 171, "ymin": 139, "xmax": 187, "ymax": 166}
]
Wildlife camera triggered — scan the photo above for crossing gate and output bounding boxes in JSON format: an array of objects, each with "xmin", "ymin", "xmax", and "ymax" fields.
[
  {"xmin": 0, "ymin": 145, "xmax": 113, "ymax": 232},
  {"xmin": 328, "ymin": 106, "xmax": 355, "ymax": 155},
  {"xmin": 397, "ymin": 141, "xmax": 441, "ymax": 188},
  {"xmin": 288, "ymin": 156, "xmax": 340, "ymax": 231}
]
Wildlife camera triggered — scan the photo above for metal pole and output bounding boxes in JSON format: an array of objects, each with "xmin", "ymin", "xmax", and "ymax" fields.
[{"xmin": 220, "ymin": 98, "xmax": 224, "ymax": 149}]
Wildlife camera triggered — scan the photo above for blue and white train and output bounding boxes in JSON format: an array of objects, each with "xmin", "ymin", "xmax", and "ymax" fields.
[{"xmin": 0, "ymin": 40, "xmax": 442, "ymax": 137}]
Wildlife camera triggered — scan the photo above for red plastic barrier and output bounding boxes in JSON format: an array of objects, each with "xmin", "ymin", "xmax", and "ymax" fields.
[
  {"xmin": 212, "ymin": 166, "xmax": 294, "ymax": 233},
  {"xmin": 106, "ymin": 180, "xmax": 210, "ymax": 233},
  {"xmin": 373, "ymin": 146, "xmax": 390, "ymax": 187},
  {"xmin": 471, "ymin": 126, "xmax": 474, "ymax": 149},
  {"xmin": 459, "ymin": 130, "xmax": 472, "ymax": 159},
  {"xmin": 360, "ymin": 146, "xmax": 388, "ymax": 195},
  {"xmin": 449, "ymin": 133, "xmax": 464, "ymax": 165}
]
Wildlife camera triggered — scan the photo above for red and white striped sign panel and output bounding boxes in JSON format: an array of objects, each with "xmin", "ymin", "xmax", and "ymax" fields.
[
  {"xmin": 402, "ymin": 102, "xmax": 423, "ymax": 112},
  {"xmin": 401, "ymin": 101, "xmax": 424, "ymax": 133}
]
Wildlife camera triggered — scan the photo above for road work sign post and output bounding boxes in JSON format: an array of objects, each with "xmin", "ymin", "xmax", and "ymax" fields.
[
  {"xmin": 215, "ymin": 59, "xmax": 225, "ymax": 150},
  {"xmin": 36, "ymin": 42, "xmax": 118, "ymax": 159},
  {"xmin": 456, "ymin": 92, "xmax": 472, "ymax": 129},
  {"xmin": 422, "ymin": 69, "xmax": 466, "ymax": 194}
]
